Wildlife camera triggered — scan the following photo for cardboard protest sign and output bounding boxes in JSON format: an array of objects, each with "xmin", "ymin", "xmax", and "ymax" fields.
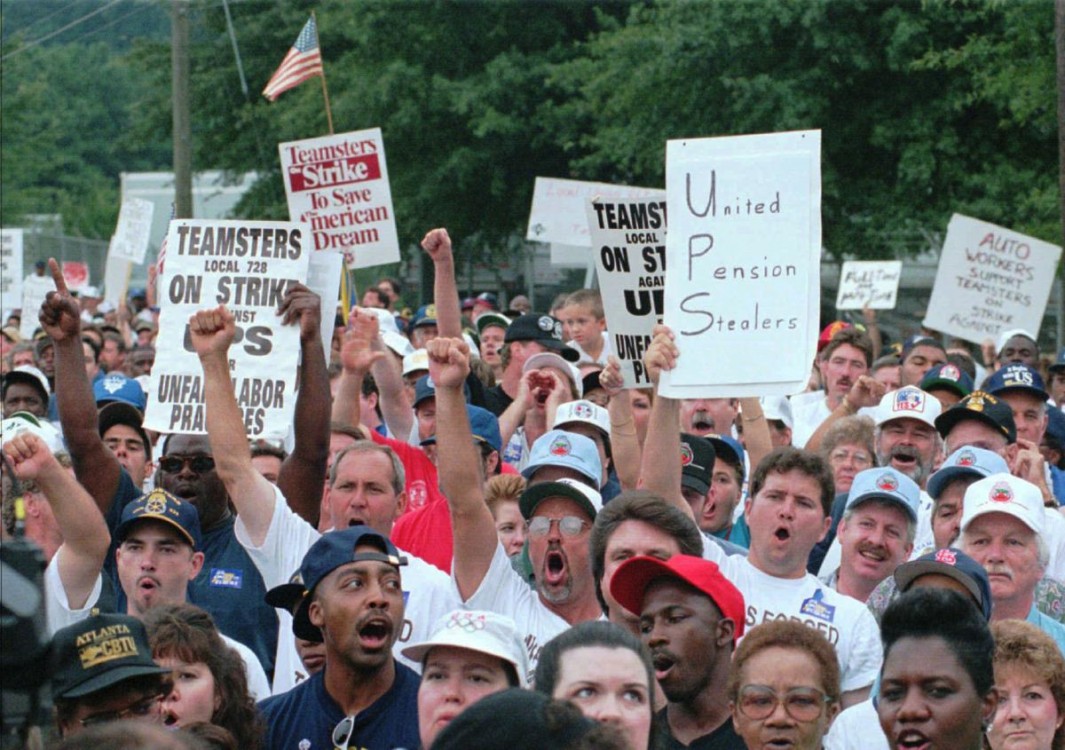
[
  {"xmin": 923, "ymin": 214, "xmax": 1062, "ymax": 344},
  {"xmin": 835, "ymin": 261, "xmax": 902, "ymax": 310},
  {"xmin": 110, "ymin": 197, "xmax": 155, "ymax": 264},
  {"xmin": 526, "ymin": 177, "xmax": 664, "ymax": 248},
  {"xmin": 660, "ymin": 130, "xmax": 822, "ymax": 398},
  {"xmin": 584, "ymin": 193, "xmax": 667, "ymax": 387},
  {"xmin": 143, "ymin": 219, "xmax": 310, "ymax": 439},
  {"xmin": 279, "ymin": 128, "xmax": 399, "ymax": 270},
  {"xmin": 1, "ymin": 229, "xmax": 23, "ymax": 313},
  {"xmin": 103, "ymin": 243, "xmax": 132, "ymax": 306},
  {"xmin": 306, "ymin": 250, "xmax": 344, "ymax": 357},
  {"xmin": 20, "ymin": 275, "xmax": 54, "ymax": 340}
]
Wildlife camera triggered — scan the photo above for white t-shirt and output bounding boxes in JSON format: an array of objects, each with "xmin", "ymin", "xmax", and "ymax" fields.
[
  {"xmin": 824, "ymin": 698, "xmax": 888, "ymax": 750},
  {"xmin": 455, "ymin": 542, "xmax": 569, "ymax": 683},
  {"xmin": 790, "ymin": 392, "xmax": 831, "ymax": 448},
  {"xmin": 44, "ymin": 550, "xmax": 270, "ymax": 700},
  {"xmin": 234, "ymin": 487, "xmax": 460, "ymax": 696},
  {"xmin": 567, "ymin": 333, "xmax": 612, "ymax": 367},
  {"xmin": 703, "ymin": 548, "xmax": 882, "ymax": 693}
]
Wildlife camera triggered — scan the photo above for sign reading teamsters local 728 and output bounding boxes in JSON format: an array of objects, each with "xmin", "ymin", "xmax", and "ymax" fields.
[
  {"xmin": 923, "ymin": 214, "xmax": 1062, "ymax": 345},
  {"xmin": 584, "ymin": 193, "xmax": 666, "ymax": 387},
  {"xmin": 143, "ymin": 219, "xmax": 310, "ymax": 439},
  {"xmin": 279, "ymin": 127, "xmax": 400, "ymax": 269},
  {"xmin": 659, "ymin": 130, "xmax": 822, "ymax": 399}
]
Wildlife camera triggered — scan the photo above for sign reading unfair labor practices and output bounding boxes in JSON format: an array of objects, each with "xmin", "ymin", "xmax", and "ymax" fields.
[
  {"xmin": 143, "ymin": 220, "xmax": 310, "ymax": 439},
  {"xmin": 584, "ymin": 194, "xmax": 667, "ymax": 387},
  {"xmin": 109, "ymin": 198, "xmax": 155, "ymax": 264},
  {"xmin": 835, "ymin": 261, "xmax": 902, "ymax": 310},
  {"xmin": 923, "ymin": 214, "xmax": 1062, "ymax": 345},
  {"xmin": 279, "ymin": 128, "xmax": 399, "ymax": 270},
  {"xmin": 660, "ymin": 130, "xmax": 822, "ymax": 398},
  {"xmin": 527, "ymin": 177, "xmax": 664, "ymax": 248}
]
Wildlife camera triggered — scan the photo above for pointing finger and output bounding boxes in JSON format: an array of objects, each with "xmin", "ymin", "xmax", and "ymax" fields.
[{"xmin": 48, "ymin": 258, "xmax": 69, "ymax": 294}]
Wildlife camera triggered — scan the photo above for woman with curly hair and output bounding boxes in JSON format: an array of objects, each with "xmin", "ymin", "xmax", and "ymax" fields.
[
  {"xmin": 989, "ymin": 619, "xmax": 1065, "ymax": 750},
  {"xmin": 143, "ymin": 603, "xmax": 264, "ymax": 750}
]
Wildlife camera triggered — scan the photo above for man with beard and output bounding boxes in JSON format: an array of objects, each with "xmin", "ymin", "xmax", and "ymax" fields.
[
  {"xmin": 791, "ymin": 328, "xmax": 874, "ymax": 447},
  {"xmin": 258, "ymin": 527, "xmax": 420, "ymax": 750},
  {"xmin": 612, "ymin": 555, "xmax": 747, "ymax": 749},
  {"xmin": 433, "ymin": 336, "xmax": 604, "ymax": 678}
]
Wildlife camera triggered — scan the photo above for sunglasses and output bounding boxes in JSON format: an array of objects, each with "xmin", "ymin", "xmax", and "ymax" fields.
[
  {"xmin": 526, "ymin": 516, "xmax": 589, "ymax": 538},
  {"xmin": 333, "ymin": 715, "xmax": 355, "ymax": 750},
  {"xmin": 158, "ymin": 455, "xmax": 216, "ymax": 474}
]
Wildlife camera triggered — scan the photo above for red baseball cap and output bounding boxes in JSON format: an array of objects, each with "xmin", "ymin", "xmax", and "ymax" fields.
[
  {"xmin": 817, "ymin": 321, "xmax": 852, "ymax": 351},
  {"xmin": 610, "ymin": 555, "xmax": 746, "ymax": 641}
]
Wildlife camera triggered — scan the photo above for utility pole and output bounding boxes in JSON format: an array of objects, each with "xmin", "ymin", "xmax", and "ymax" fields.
[{"xmin": 172, "ymin": 0, "xmax": 193, "ymax": 218}]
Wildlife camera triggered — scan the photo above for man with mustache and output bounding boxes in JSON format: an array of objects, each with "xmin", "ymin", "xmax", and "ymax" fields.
[
  {"xmin": 791, "ymin": 328, "xmax": 874, "ymax": 447},
  {"xmin": 824, "ymin": 467, "xmax": 919, "ymax": 602},
  {"xmin": 611, "ymin": 555, "xmax": 747, "ymax": 749},
  {"xmin": 959, "ymin": 473, "xmax": 1065, "ymax": 653},
  {"xmin": 258, "ymin": 526, "xmax": 420, "ymax": 750}
]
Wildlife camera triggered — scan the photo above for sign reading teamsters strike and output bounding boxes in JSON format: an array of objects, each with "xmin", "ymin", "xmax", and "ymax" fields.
[
  {"xmin": 279, "ymin": 127, "xmax": 400, "ymax": 269},
  {"xmin": 584, "ymin": 193, "xmax": 667, "ymax": 387},
  {"xmin": 659, "ymin": 130, "xmax": 822, "ymax": 399},
  {"xmin": 923, "ymin": 214, "xmax": 1062, "ymax": 345},
  {"xmin": 143, "ymin": 219, "xmax": 310, "ymax": 439}
]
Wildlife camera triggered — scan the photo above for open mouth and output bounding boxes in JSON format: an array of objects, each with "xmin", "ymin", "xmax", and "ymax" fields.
[
  {"xmin": 896, "ymin": 731, "xmax": 930, "ymax": 750},
  {"xmin": 347, "ymin": 517, "xmax": 366, "ymax": 527},
  {"xmin": 652, "ymin": 652, "xmax": 675, "ymax": 681},
  {"xmin": 764, "ymin": 738, "xmax": 797, "ymax": 749},
  {"xmin": 691, "ymin": 414, "xmax": 713, "ymax": 432},
  {"xmin": 138, "ymin": 576, "xmax": 160, "ymax": 593},
  {"xmin": 162, "ymin": 711, "xmax": 179, "ymax": 728},
  {"xmin": 544, "ymin": 551, "xmax": 567, "ymax": 586},
  {"xmin": 774, "ymin": 527, "xmax": 791, "ymax": 542},
  {"xmin": 357, "ymin": 618, "xmax": 392, "ymax": 649}
]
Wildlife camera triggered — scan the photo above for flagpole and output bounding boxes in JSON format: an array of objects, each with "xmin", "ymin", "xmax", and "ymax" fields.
[{"xmin": 311, "ymin": 11, "xmax": 335, "ymax": 135}]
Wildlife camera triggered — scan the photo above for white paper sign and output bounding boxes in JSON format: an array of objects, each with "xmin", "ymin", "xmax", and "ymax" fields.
[
  {"xmin": 143, "ymin": 219, "xmax": 310, "ymax": 438},
  {"xmin": 1, "ymin": 229, "xmax": 24, "ymax": 311},
  {"xmin": 835, "ymin": 261, "xmax": 902, "ymax": 310},
  {"xmin": 110, "ymin": 198, "xmax": 155, "ymax": 264},
  {"xmin": 306, "ymin": 250, "xmax": 344, "ymax": 357},
  {"xmin": 585, "ymin": 194, "xmax": 667, "ymax": 387},
  {"xmin": 923, "ymin": 214, "xmax": 1062, "ymax": 344},
  {"xmin": 20, "ymin": 275, "xmax": 54, "ymax": 340},
  {"xmin": 103, "ymin": 243, "xmax": 132, "ymax": 306},
  {"xmin": 279, "ymin": 128, "xmax": 399, "ymax": 270},
  {"xmin": 660, "ymin": 130, "xmax": 822, "ymax": 398},
  {"xmin": 526, "ymin": 178, "xmax": 663, "ymax": 247}
]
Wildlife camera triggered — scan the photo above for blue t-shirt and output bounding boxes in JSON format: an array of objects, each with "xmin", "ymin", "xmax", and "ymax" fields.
[
  {"xmin": 259, "ymin": 662, "xmax": 420, "ymax": 750},
  {"xmin": 103, "ymin": 472, "xmax": 278, "ymax": 677},
  {"xmin": 1028, "ymin": 604, "xmax": 1065, "ymax": 655}
]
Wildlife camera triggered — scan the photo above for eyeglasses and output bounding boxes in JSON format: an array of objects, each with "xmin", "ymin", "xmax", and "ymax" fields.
[
  {"xmin": 158, "ymin": 455, "xmax": 216, "ymax": 474},
  {"xmin": 527, "ymin": 516, "xmax": 589, "ymax": 538},
  {"xmin": 828, "ymin": 449, "xmax": 872, "ymax": 466},
  {"xmin": 737, "ymin": 685, "xmax": 832, "ymax": 722},
  {"xmin": 333, "ymin": 715, "xmax": 355, "ymax": 750},
  {"xmin": 80, "ymin": 692, "xmax": 163, "ymax": 727}
]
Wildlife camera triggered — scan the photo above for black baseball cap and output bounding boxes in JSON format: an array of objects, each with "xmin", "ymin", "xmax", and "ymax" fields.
[
  {"xmin": 504, "ymin": 314, "xmax": 579, "ymax": 362},
  {"xmin": 51, "ymin": 614, "xmax": 171, "ymax": 699},
  {"xmin": 680, "ymin": 433, "xmax": 715, "ymax": 496},
  {"xmin": 98, "ymin": 401, "xmax": 152, "ymax": 461},
  {"xmin": 934, "ymin": 390, "xmax": 1017, "ymax": 444}
]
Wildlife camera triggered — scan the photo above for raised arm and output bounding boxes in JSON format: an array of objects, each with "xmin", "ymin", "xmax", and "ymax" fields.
[
  {"xmin": 738, "ymin": 398, "xmax": 772, "ymax": 472},
  {"xmin": 330, "ymin": 310, "xmax": 385, "ymax": 428},
  {"xmin": 4, "ymin": 433, "xmax": 109, "ymax": 609},
  {"xmin": 39, "ymin": 259, "xmax": 121, "ymax": 510},
  {"xmin": 600, "ymin": 357, "xmax": 641, "ymax": 491},
  {"xmin": 369, "ymin": 332, "xmax": 413, "ymax": 438},
  {"xmin": 190, "ymin": 306, "xmax": 276, "ymax": 546},
  {"xmin": 422, "ymin": 228, "xmax": 462, "ymax": 338},
  {"xmin": 276, "ymin": 283, "xmax": 330, "ymax": 525},
  {"xmin": 429, "ymin": 337, "xmax": 498, "ymax": 600},
  {"xmin": 803, "ymin": 375, "xmax": 885, "ymax": 452},
  {"xmin": 637, "ymin": 325, "xmax": 692, "ymax": 519}
]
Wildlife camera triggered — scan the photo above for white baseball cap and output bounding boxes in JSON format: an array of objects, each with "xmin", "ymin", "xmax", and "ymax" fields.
[
  {"xmin": 523, "ymin": 352, "xmax": 583, "ymax": 398},
  {"xmin": 875, "ymin": 386, "xmax": 941, "ymax": 428},
  {"xmin": 401, "ymin": 609, "xmax": 530, "ymax": 687},
  {"xmin": 360, "ymin": 307, "xmax": 414, "ymax": 357},
  {"xmin": 760, "ymin": 396, "xmax": 793, "ymax": 429},
  {"xmin": 553, "ymin": 400, "xmax": 609, "ymax": 438},
  {"xmin": 1, "ymin": 411, "xmax": 65, "ymax": 455},
  {"xmin": 402, "ymin": 349, "xmax": 429, "ymax": 377},
  {"xmin": 961, "ymin": 472, "xmax": 1045, "ymax": 537}
]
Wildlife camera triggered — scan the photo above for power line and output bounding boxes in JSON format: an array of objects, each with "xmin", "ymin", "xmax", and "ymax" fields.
[
  {"xmin": 1, "ymin": 0, "xmax": 126, "ymax": 62},
  {"xmin": 57, "ymin": 2, "xmax": 157, "ymax": 46},
  {"xmin": 3, "ymin": 0, "xmax": 93, "ymax": 41}
]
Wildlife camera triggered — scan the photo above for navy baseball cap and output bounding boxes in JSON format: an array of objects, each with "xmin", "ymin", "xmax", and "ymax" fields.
[
  {"xmin": 680, "ymin": 433, "xmax": 715, "ymax": 496},
  {"xmin": 504, "ymin": 314, "xmax": 579, "ymax": 362},
  {"xmin": 270, "ymin": 526, "xmax": 407, "ymax": 642},
  {"xmin": 1045, "ymin": 406, "xmax": 1065, "ymax": 450},
  {"xmin": 94, "ymin": 372, "xmax": 147, "ymax": 411},
  {"xmin": 1049, "ymin": 348, "xmax": 1065, "ymax": 374},
  {"xmin": 927, "ymin": 447, "xmax": 1009, "ymax": 500},
  {"xmin": 412, "ymin": 304, "xmax": 438, "ymax": 329},
  {"xmin": 115, "ymin": 488, "xmax": 202, "ymax": 549},
  {"xmin": 844, "ymin": 467, "xmax": 920, "ymax": 522},
  {"xmin": 934, "ymin": 390, "xmax": 1017, "ymax": 444},
  {"xmin": 706, "ymin": 433, "xmax": 745, "ymax": 480},
  {"xmin": 894, "ymin": 547, "xmax": 992, "ymax": 621},
  {"xmin": 420, "ymin": 404, "xmax": 502, "ymax": 453},
  {"xmin": 475, "ymin": 292, "xmax": 498, "ymax": 309},
  {"xmin": 413, "ymin": 375, "xmax": 436, "ymax": 408},
  {"xmin": 98, "ymin": 401, "xmax": 152, "ymax": 461},
  {"xmin": 984, "ymin": 363, "xmax": 1050, "ymax": 402},
  {"xmin": 920, "ymin": 363, "xmax": 974, "ymax": 399}
]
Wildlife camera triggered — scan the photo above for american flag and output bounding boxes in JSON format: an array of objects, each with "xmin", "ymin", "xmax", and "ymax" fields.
[{"xmin": 262, "ymin": 17, "xmax": 323, "ymax": 102}]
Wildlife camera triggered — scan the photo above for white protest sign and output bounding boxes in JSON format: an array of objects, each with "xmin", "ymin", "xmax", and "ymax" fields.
[
  {"xmin": 923, "ymin": 214, "xmax": 1062, "ymax": 344},
  {"xmin": 835, "ymin": 260, "xmax": 902, "ymax": 310},
  {"xmin": 306, "ymin": 250, "xmax": 344, "ymax": 358},
  {"xmin": 279, "ymin": 128, "xmax": 399, "ymax": 270},
  {"xmin": 1, "ymin": 229, "xmax": 24, "ymax": 312},
  {"xmin": 103, "ymin": 242, "xmax": 132, "ymax": 306},
  {"xmin": 143, "ymin": 219, "xmax": 310, "ymax": 439},
  {"xmin": 526, "ymin": 177, "xmax": 663, "ymax": 247},
  {"xmin": 20, "ymin": 275, "xmax": 54, "ymax": 340},
  {"xmin": 110, "ymin": 197, "xmax": 155, "ymax": 264},
  {"xmin": 660, "ymin": 130, "xmax": 822, "ymax": 398},
  {"xmin": 584, "ymin": 194, "xmax": 667, "ymax": 387}
]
